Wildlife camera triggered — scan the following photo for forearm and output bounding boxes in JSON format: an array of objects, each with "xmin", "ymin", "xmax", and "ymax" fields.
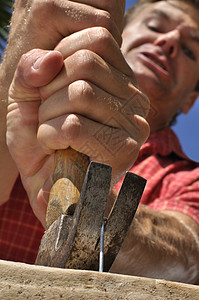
[{"xmin": 110, "ymin": 204, "xmax": 199, "ymax": 284}]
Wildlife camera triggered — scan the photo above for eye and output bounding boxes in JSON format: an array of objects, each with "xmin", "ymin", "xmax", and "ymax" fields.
[
  {"xmin": 182, "ymin": 46, "xmax": 195, "ymax": 61},
  {"xmin": 148, "ymin": 25, "xmax": 161, "ymax": 33}
]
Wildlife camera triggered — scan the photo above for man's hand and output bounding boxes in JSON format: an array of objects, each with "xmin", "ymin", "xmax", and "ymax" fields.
[
  {"xmin": 7, "ymin": 28, "xmax": 150, "ymax": 227},
  {"xmin": 1, "ymin": 0, "xmax": 126, "ymax": 205},
  {"xmin": 8, "ymin": 0, "xmax": 125, "ymax": 64},
  {"xmin": 4, "ymin": 0, "xmax": 126, "ymax": 89}
]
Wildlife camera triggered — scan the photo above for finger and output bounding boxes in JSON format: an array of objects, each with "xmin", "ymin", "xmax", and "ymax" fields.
[
  {"xmin": 7, "ymin": 49, "xmax": 63, "ymax": 176},
  {"xmin": 37, "ymin": 113, "xmax": 148, "ymax": 181},
  {"xmin": 8, "ymin": 49, "xmax": 63, "ymax": 102},
  {"xmin": 33, "ymin": 0, "xmax": 122, "ymax": 45},
  {"xmin": 22, "ymin": 155, "xmax": 55, "ymax": 228},
  {"xmin": 7, "ymin": 49, "xmax": 62, "ymax": 227},
  {"xmin": 40, "ymin": 49, "xmax": 137, "ymax": 102},
  {"xmin": 55, "ymin": 27, "xmax": 133, "ymax": 77},
  {"xmin": 39, "ymin": 80, "xmax": 149, "ymax": 138},
  {"xmin": 70, "ymin": 0, "xmax": 125, "ymax": 33}
]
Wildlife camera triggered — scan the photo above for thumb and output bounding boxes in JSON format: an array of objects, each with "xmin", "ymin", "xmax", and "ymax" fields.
[{"xmin": 9, "ymin": 49, "xmax": 63, "ymax": 102}]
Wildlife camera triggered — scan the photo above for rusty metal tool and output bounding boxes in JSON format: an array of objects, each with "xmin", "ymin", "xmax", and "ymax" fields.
[{"xmin": 35, "ymin": 147, "xmax": 146, "ymax": 271}]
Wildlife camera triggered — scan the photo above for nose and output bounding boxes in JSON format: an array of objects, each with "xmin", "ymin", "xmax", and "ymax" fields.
[{"xmin": 154, "ymin": 30, "xmax": 180, "ymax": 58}]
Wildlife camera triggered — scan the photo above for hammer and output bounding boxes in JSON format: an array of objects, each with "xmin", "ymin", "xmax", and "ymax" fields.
[{"xmin": 35, "ymin": 148, "xmax": 146, "ymax": 271}]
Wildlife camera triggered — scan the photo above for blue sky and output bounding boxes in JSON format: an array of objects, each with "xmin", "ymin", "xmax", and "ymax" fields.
[{"xmin": 126, "ymin": 0, "xmax": 199, "ymax": 161}]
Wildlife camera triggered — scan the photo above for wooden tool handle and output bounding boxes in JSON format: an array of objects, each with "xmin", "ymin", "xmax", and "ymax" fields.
[{"xmin": 46, "ymin": 147, "xmax": 89, "ymax": 229}]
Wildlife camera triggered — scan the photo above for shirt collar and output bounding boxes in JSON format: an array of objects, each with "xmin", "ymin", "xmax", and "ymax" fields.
[{"xmin": 138, "ymin": 127, "xmax": 189, "ymax": 160}]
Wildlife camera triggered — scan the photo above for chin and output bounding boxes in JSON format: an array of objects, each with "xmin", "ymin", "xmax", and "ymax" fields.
[
  {"xmin": 126, "ymin": 59, "xmax": 168, "ymax": 101},
  {"xmin": 137, "ymin": 65, "xmax": 163, "ymax": 87},
  {"xmin": 136, "ymin": 73, "xmax": 157, "ymax": 95}
]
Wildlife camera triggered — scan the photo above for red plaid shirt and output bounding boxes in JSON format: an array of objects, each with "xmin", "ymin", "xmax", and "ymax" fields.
[
  {"xmin": 0, "ymin": 177, "xmax": 44, "ymax": 264},
  {"xmin": 115, "ymin": 127, "xmax": 199, "ymax": 225},
  {"xmin": 0, "ymin": 127, "xmax": 199, "ymax": 264}
]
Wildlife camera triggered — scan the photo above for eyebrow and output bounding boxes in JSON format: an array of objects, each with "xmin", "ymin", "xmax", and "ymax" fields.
[
  {"xmin": 148, "ymin": 9, "xmax": 171, "ymax": 21},
  {"xmin": 149, "ymin": 9, "xmax": 199, "ymax": 45}
]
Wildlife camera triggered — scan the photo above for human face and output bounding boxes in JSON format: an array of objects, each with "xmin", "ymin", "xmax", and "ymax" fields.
[{"xmin": 122, "ymin": 1, "xmax": 199, "ymax": 131}]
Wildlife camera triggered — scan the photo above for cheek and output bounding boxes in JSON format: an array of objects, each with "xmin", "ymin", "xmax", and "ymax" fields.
[
  {"xmin": 176, "ymin": 73, "xmax": 197, "ymax": 100},
  {"xmin": 122, "ymin": 20, "xmax": 158, "ymax": 51},
  {"xmin": 122, "ymin": 24, "xmax": 147, "ymax": 53},
  {"xmin": 175, "ymin": 55, "xmax": 198, "ymax": 89},
  {"xmin": 123, "ymin": 54, "xmax": 141, "ymax": 74}
]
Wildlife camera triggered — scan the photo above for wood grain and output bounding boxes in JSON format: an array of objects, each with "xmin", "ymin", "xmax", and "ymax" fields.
[{"xmin": 46, "ymin": 148, "xmax": 89, "ymax": 229}]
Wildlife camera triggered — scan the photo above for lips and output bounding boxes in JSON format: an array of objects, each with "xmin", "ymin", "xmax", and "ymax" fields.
[{"xmin": 140, "ymin": 51, "xmax": 170, "ymax": 77}]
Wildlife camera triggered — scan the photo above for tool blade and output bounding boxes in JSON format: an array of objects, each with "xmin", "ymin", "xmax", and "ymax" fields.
[
  {"xmin": 102, "ymin": 172, "xmax": 146, "ymax": 272},
  {"xmin": 65, "ymin": 161, "xmax": 112, "ymax": 270},
  {"xmin": 36, "ymin": 162, "xmax": 112, "ymax": 269}
]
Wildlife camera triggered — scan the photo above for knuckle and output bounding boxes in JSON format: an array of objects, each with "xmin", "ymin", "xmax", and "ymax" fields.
[
  {"xmin": 117, "ymin": 135, "xmax": 140, "ymax": 168},
  {"xmin": 126, "ymin": 138, "xmax": 140, "ymax": 156},
  {"xmin": 127, "ymin": 89, "xmax": 150, "ymax": 118},
  {"xmin": 94, "ymin": 27, "xmax": 112, "ymax": 48},
  {"xmin": 74, "ymin": 49, "xmax": 96, "ymax": 72},
  {"xmin": 135, "ymin": 116, "xmax": 150, "ymax": 144},
  {"xmin": 97, "ymin": 1, "xmax": 124, "ymax": 35},
  {"xmin": 70, "ymin": 80, "xmax": 93, "ymax": 102},
  {"xmin": 15, "ymin": 50, "xmax": 39, "ymax": 81},
  {"xmin": 19, "ymin": 52, "xmax": 29, "ymax": 66},
  {"xmin": 18, "ymin": 49, "xmax": 40, "ymax": 68},
  {"xmin": 98, "ymin": 0, "xmax": 114, "ymax": 11},
  {"xmin": 96, "ymin": 10, "xmax": 114, "ymax": 32},
  {"xmin": 63, "ymin": 114, "xmax": 81, "ymax": 142},
  {"xmin": 94, "ymin": 0, "xmax": 119, "ymax": 15},
  {"xmin": 18, "ymin": 50, "xmax": 34, "ymax": 68}
]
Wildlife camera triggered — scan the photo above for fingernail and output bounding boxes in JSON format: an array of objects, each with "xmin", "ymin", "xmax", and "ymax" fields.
[{"xmin": 33, "ymin": 55, "xmax": 45, "ymax": 70}]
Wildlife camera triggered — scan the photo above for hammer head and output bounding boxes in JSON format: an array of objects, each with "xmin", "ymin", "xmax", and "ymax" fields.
[{"xmin": 35, "ymin": 162, "xmax": 146, "ymax": 271}]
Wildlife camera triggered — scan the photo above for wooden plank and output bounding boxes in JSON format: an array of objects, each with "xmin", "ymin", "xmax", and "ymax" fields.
[{"xmin": 0, "ymin": 260, "xmax": 198, "ymax": 299}]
